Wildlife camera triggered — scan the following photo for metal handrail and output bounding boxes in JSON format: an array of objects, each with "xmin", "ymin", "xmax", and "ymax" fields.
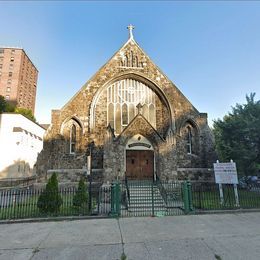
[
  {"xmin": 124, "ymin": 174, "xmax": 130, "ymax": 208},
  {"xmin": 155, "ymin": 173, "xmax": 168, "ymax": 205}
]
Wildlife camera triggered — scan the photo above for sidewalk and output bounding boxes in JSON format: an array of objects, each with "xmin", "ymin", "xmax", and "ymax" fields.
[{"xmin": 0, "ymin": 212, "xmax": 260, "ymax": 259}]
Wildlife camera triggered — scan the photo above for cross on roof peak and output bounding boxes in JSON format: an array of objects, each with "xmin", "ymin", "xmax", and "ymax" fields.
[{"xmin": 127, "ymin": 24, "xmax": 135, "ymax": 40}]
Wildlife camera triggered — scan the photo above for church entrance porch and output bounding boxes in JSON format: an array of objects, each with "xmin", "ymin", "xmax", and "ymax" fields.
[{"xmin": 126, "ymin": 150, "xmax": 154, "ymax": 180}]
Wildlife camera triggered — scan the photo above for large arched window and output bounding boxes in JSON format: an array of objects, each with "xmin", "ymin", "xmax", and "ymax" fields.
[
  {"xmin": 107, "ymin": 79, "xmax": 156, "ymax": 134},
  {"xmin": 70, "ymin": 124, "xmax": 76, "ymax": 154}
]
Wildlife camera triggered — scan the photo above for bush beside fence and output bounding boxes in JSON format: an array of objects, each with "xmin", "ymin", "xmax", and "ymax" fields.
[{"xmin": 0, "ymin": 183, "xmax": 110, "ymax": 220}]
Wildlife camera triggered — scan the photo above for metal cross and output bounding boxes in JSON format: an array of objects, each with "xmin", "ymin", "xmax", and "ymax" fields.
[{"xmin": 127, "ymin": 24, "xmax": 135, "ymax": 40}]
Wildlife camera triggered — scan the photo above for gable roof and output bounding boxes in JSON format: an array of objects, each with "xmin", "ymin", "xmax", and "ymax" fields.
[
  {"xmin": 60, "ymin": 26, "xmax": 199, "ymax": 114},
  {"xmin": 116, "ymin": 112, "xmax": 165, "ymax": 144}
]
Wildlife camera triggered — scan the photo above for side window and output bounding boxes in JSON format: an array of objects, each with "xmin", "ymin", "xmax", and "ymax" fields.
[
  {"xmin": 70, "ymin": 124, "xmax": 76, "ymax": 154},
  {"xmin": 182, "ymin": 122, "xmax": 199, "ymax": 155},
  {"xmin": 186, "ymin": 126, "xmax": 192, "ymax": 154}
]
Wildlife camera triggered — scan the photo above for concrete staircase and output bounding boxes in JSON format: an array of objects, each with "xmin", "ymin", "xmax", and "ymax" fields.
[{"xmin": 126, "ymin": 180, "xmax": 166, "ymax": 215}]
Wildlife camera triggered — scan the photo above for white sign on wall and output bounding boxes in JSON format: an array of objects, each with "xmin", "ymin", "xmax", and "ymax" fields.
[{"xmin": 213, "ymin": 162, "xmax": 238, "ymax": 184}]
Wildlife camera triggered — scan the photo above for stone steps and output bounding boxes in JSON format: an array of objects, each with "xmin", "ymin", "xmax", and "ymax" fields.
[{"xmin": 126, "ymin": 182, "xmax": 166, "ymax": 212}]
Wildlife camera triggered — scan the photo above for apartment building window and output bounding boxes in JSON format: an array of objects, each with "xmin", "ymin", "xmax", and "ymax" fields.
[
  {"xmin": 6, "ymin": 87, "xmax": 11, "ymax": 92},
  {"xmin": 9, "ymin": 72, "xmax": 12, "ymax": 77},
  {"xmin": 10, "ymin": 57, "xmax": 14, "ymax": 62},
  {"xmin": 5, "ymin": 95, "xmax": 10, "ymax": 100},
  {"xmin": 9, "ymin": 64, "xmax": 14, "ymax": 70},
  {"xmin": 11, "ymin": 49, "xmax": 15, "ymax": 54},
  {"xmin": 0, "ymin": 49, "xmax": 4, "ymax": 54},
  {"xmin": 0, "ymin": 64, "xmax": 2, "ymax": 69},
  {"xmin": 7, "ymin": 79, "xmax": 12, "ymax": 84}
]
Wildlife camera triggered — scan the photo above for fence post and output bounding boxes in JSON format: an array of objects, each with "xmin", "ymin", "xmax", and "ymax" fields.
[
  {"xmin": 110, "ymin": 182, "xmax": 121, "ymax": 217},
  {"xmin": 187, "ymin": 181, "xmax": 194, "ymax": 212},
  {"xmin": 152, "ymin": 181, "xmax": 155, "ymax": 216},
  {"xmin": 115, "ymin": 182, "xmax": 121, "ymax": 217},
  {"xmin": 183, "ymin": 181, "xmax": 190, "ymax": 214},
  {"xmin": 88, "ymin": 176, "xmax": 92, "ymax": 213},
  {"xmin": 111, "ymin": 183, "xmax": 115, "ymax": 216}
]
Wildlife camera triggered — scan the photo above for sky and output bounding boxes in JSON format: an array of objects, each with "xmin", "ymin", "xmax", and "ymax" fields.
[{"xmin": 0, "ymin": 1, "xmax": 260, "ymax": 126}]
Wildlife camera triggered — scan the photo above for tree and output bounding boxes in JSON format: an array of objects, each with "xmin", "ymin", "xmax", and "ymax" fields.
[
  {"xmin": 0, "ymin": 95, "xmax": 15, "ymax": 112},
  {"xmin": 73, "ymin": 177, "xmax": 89, "ymax": 211},
  {"xmin": 0, "ymin": 95, "xmax": 6, "ymax": 112},
  {"xmin": 213, "ymin": 93, "xmax": 260, "ymax": 176},
  {"xmin": 37, "ymin": 173, "xmax": 63, "ymax": 214},
  {"xmin": 0, "ymin": 95, "xmax": 35, "ymax": 121},
  {"xmin": 15, "ymin": 107, "xmax": 36, "ymax": 122}
]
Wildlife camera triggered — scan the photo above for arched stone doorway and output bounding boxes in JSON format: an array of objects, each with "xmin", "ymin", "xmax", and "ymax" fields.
[{"xmin": 125, "ymin": 134, "xmax": 154, "ymax": 180}]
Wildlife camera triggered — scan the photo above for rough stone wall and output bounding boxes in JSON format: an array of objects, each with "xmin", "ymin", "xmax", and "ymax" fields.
[{"xmin": 36, "ymin": 37, "xmax": 216, "ymax": 182}]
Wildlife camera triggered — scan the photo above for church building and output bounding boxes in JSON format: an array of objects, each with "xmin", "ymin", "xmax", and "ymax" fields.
[{"xmin": 36, "ymin": 26, "xmax": 216, "ymax": 182}]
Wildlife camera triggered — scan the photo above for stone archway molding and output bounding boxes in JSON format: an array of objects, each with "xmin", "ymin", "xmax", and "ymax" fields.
[
  {"xmin": 126, "ymin": 134, "xmax": 154, "ymax": 151},
  {"xmin": 178, "ymin": 117, "xmax": 200, "ymax": 137},
  {"xmin": 60, "ymin": 115, "xmax": 84, "ymax": 136}
]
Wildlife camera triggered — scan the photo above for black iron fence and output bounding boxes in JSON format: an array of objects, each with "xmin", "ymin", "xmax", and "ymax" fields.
[
  {"xmin": 1, "ymin": 180, "xmax": 260, "ymax": 221},
  {"xmin": 0, "ymin": 183, "xmax": 111, "ymax": 220},
  {"xmin": 191, "ymin": 182, "xmax": 260, "ymax": 211}
]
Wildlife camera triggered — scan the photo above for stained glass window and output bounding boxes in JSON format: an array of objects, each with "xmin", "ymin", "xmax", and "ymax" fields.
[{"xmin": 107, "ymin": 79, "xmax": 156, "ymax": 134}]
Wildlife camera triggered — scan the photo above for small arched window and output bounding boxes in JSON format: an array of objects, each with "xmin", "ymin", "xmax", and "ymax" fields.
[
  {"xmin": 70, "ymin": 124, "xmax": 76, "ymax": 154},
  {"xmin": 186, "ymin": 126, "xmax": 192, "ymax": 154}
]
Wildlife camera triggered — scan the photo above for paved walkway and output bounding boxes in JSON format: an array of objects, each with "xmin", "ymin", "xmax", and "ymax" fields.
[{"xmin": 0, "ymin": 212, "xmax": 260, "ymax": 259}]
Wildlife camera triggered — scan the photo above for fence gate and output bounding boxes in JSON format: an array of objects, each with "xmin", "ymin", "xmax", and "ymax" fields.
[{"xmin": 118, "ymin": 179, "xmax": 189, "ymax": 217}]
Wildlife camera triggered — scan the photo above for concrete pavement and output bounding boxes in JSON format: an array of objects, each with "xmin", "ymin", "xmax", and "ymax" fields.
[{"xmin": 0, "ymin": 212, "xmax": 260, "ymax": 259}]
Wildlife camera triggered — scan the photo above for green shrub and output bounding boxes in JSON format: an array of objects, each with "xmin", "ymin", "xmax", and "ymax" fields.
[
  {"xmin": 73, "ymin": 178, "xmax": 89, "ymax": 209},
  {"xmin": 37, "ymin": 173, "xmax": 63, "ymax": 214}
]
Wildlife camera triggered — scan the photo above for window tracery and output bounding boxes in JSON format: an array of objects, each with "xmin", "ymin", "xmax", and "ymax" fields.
[{"xmin": 107, "ymin": 79, "xmax": 156, "ymax": 134}]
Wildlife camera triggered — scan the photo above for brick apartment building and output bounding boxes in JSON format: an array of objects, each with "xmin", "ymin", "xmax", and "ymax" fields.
[{"xmin": 0, "ymin": 47, "xmax": 38, "ymax": 114}]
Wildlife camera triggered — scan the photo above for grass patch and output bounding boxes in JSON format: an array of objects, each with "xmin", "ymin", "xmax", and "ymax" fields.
[
  {"xmin": 192, "ymin": 185, "xmax": 260, "ymax": 210},
  {"xmin": 0, "ymin": 191, "xmax": 96, "ymax": 220}
]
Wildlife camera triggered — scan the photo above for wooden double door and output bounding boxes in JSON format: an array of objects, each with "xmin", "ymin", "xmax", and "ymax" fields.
[{"xmin": 126, "ymin": 150, "xmax": 154, "ymax": 180}]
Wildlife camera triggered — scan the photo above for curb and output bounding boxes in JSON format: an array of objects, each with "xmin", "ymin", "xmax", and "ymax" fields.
[
  {"xmin": 1, "ymin": 208, "xmax": 260, "ymax": 224},
  {"xmin": 193, "ymin": 208, "xmax": 260, "ymax": 215},
  {"xmin": 0, "ymin": 215, "xmax": 111, "ymax": 225}
]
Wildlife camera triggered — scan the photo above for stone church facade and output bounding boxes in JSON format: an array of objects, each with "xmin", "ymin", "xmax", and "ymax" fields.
[{"xmin": 36, "ymin": 26, "xmax": 216, "ymax": 182}]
